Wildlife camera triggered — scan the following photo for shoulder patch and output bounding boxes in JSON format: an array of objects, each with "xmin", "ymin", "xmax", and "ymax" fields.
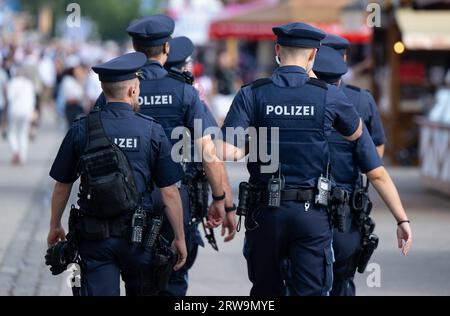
[
  {"xmin": 306, "ymin": 78, "xmax": 328, "ymax": 90},
  {"xmin": 251, "ymin": 78, "xmax": 273, "ymax": 89},
  {"xmin": 345, "ymin": 84, "xmax": 361, "ymax": 92}
]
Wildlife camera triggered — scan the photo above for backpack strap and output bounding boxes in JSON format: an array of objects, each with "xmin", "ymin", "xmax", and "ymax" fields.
[{"xmin": 84, "ymin": 107, "xmax": 111, "ymax": 152}]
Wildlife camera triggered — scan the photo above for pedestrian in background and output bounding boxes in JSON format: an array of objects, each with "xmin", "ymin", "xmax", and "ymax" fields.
[
  {"xmin": 60, "ymin": 56, "xmax": 86, "ymax": 127},
  {"xmin": 6, "ymin": 66, "xmax": 36, "ymax": 165}
]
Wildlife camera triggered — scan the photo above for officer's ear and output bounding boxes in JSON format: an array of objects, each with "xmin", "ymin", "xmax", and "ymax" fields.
[
  {"xmin": 163, "ymin": 42, "xmax": 170, "ymax": 56},
  {"xmin": 309, "ymin": 49, "xmax": 317, "ymax": 62},
  {"xmin": 274, "ymin": 44, "xmax": 281, "ymax": 56}
]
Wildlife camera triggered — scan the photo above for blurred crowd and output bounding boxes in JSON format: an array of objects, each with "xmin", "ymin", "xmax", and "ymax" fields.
[
  {"xmin": 0, "ymin": 38, "xmax": 127, "ymax": 165},
  {"xmin": 0, "ymin": 35, "xmax": 248, "ymax": 166}
]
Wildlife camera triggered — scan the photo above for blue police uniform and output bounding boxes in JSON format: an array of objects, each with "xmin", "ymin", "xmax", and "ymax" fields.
[
  {"xmin": 222, "ymin": 23, "xmax": 363, "ymax": 296},
  {"xmin": 313, "ymin": 40, "xmax": 384, "ymax": 296},
  {"xmin": 50, "ymin": 53, "xmax": 184, "ymax": 296},
  {"xmin": 99, "ymin": 16, "xmax": 216, "ymax": 296}
]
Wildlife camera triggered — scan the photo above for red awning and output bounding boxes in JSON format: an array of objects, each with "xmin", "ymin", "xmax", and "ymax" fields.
[
  {"xmin": 209, "ymin": 21, "xmax": 372, "ymax": 44},
  {"xmin": 208, "ymin": 0, "xmax": 372, "ymax": 44}
]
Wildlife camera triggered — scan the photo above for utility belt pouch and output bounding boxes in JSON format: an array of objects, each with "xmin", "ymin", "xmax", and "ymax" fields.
[
  {"xmin": 330, "ymin": 187, "xmax": 350, "ymax": 233},
  {"xmin": 78, "ymin": 216, "xmax": 110, "ymax": 241},
  {"xmin": 237, "ymin": 182, "xmax": 253, "ymax": 218}
]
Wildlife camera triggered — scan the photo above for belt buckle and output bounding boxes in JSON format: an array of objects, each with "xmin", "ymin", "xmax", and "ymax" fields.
[{"xmin": 176, "ymin": 181, "xmax": 182, "ymax": 189}]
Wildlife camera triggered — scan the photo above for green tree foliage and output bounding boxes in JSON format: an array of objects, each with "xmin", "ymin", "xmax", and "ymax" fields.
[{"xmin": 20, "ymin": 0, "xmax": 162, "ymax": 41}]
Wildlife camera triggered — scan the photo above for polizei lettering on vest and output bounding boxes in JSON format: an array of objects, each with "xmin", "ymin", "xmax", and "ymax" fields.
[
  {"xmin": 139, "ymin": 94, "xmax": 173, "ymax": 106},
  {"xmin": 265, "ymin": 104, "xmax": 315, "ymax": 117}
]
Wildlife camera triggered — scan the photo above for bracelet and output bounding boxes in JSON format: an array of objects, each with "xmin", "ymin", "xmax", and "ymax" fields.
[
  {"xmin": 212, "ymin": 192, "xmax": 226, "ymax": 201},
  {"xmin": 225, "ymin": 204, "xmax": 237, "ymax": 213},
  {"xmin": 397, "ymin": 220, "xmax": 410, "ymax": 226}
]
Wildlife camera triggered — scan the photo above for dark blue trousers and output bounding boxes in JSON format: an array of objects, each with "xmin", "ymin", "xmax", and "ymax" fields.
[
  {"xmin": 244, "ymin": 201, "xmax": 334, "ymax": 296},
  {"xmin": 78, "ymin": 237, "xmax": 153, "ymax": 296},
  {"xmin": 330, "ymin": 208, "xmax": 362, "ymax": 296},
  {"xmin": 152, "ymin": 185, "xmax": 203, "ymax": 296}
]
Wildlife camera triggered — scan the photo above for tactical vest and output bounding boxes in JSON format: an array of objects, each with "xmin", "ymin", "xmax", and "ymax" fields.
[
  {"xmin": 138, "ymin": 74, "xmax": 187, "ymax": 143},
  {"xmin": 250, "ymin": 78, "xmax": 329, "ymax": 189}
]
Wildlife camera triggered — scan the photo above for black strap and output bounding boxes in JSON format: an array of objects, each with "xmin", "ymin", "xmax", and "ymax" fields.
[
  {"xmin": 84, "ymin": 107, "xmax": 111, "ymax": 152},
  {"xmin": 251, "ymin": 78, "xmax": 273, "ymax": 89},
  {"xmin": 306, "ymin": 78, "xmax": 328, "ymax": 90},
  {"xmin": 345, "ymin": 84, "xmax": 361, "ymax": 92},
  {"xmin": 261, "ymin": 189, "xmax": 315, "ymax": 203}
]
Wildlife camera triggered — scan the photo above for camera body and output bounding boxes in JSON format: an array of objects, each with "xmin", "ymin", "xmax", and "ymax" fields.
[{"xmin": 45, "ymin": 241, "xmax": 79, "ymax": 276}]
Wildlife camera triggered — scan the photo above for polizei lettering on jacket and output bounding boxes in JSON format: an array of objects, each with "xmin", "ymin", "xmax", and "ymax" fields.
[
  {"xmin": 112, "ymin": 137, "xmax": 140, "ymax": 152},
  {"xmin": 265, "ymin": 104, "xmax": 315, "ymax": 118},
  {"xmin": 139, "ymin": 94, "xmax": 173, "ymax": 106}
]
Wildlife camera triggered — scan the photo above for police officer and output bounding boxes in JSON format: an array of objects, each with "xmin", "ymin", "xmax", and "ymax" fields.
[
  {"xmin": 311, "ymin": 45, "xmax": 412, "ymax": 296},
  {"xmin": 164, "ymin": 36, "xmax": 195, "ymax": 78},
  {"xmin": 95, "ymin": 15, "xmax": 235, "ymax": 296},
  {"xmin": 220, "ymin": 22, "xmax": 412, "ymax": 296},
  {"xmin": 163, "ymin": 35, "xmax": 237, "ymax": 272},
  {"xmin": 321, "ymin": 34, "xmax": 386, "ymax": 157},
  {"xmin": 47, "ymin": 52, "xmax": 187, "ymax": 296}
]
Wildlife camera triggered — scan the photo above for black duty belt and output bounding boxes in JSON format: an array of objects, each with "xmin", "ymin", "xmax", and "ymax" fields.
[{"xmin": 260, "ymin": 189, "xmax": 315, "ymax": 203}]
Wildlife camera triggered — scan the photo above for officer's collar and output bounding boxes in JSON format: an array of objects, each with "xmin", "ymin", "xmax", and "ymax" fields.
[
  {"xmin": 140, "ymin": 59, "xmax": 168, "ymax": 80},
  {"xmin": 276, "ymin": 65, "xmax": 307, "ymax": 74},
  {"xmin": 102, "ymin": 102, "xmax": 134, "ymax": 112}
]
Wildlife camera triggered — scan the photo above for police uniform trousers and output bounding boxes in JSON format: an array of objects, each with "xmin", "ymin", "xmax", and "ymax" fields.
[
  {"xmin": 244, "ymin": 201, "xmax": 334, "ymax": 296},
  {"xmin": 330, "ymin": 206, "xmax": 362, "ymax": 296},
  {"xmin": 151, "ymin": 184, "xmax": 203, "ymax": 296},
  {"xmin": 78, "ymin": 237, "xmax": 153, "ymax": 296}
]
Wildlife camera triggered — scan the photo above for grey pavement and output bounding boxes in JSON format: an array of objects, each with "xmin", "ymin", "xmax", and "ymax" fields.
[{"xmin": 1, "ymin": 108, "xmax": 450, "ymax": 296}]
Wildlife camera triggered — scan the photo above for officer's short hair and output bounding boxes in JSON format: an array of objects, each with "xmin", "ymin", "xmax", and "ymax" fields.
[
  {"xmin": 101, "ymin": 79, "xmax": 134, "ymax": 99},
  {"xmin": 280, "ymin": 46, "xmax": 313, "ymax": 59},
  {"xmin": 133, "ymin": 40, "xmax": 165, "ymax": 58}
]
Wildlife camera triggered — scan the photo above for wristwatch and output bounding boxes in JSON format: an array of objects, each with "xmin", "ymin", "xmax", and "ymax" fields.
[
  {"xmin": 225, "ymin": 204, "xmax": 237, "ymax": 213},
  {"xmin": 212, "ymin": 192, "xmax": 226, "ymax": 201}
]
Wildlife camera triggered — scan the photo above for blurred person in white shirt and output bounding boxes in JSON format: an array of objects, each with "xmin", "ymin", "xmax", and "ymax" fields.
[
  {"xmin": 7, "ymin": 66, "xmax": 36, "ymax": 165},
  {"xmin": 60, "ymin": 55, "xmax": 86, "ymax": 126},
  {"xmin": 38, "ymin": 50, "xmax": 57, "ymax": 107}
]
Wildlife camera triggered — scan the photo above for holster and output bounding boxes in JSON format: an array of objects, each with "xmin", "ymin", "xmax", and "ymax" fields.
[
  {"xmin": 136, "ymin": 237, "xmax": 177, "ymax": 296},
  {"xmin": 329, "ymin": 187, "xmax": 350, "ymax": 232}
]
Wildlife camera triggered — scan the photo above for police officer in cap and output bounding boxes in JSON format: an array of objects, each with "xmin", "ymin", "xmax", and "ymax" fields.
[
  {"xmin": 220, "ymin": 22, "xmax": 369, "ymax": 296},
  {"xmin": 48, "ymin": 52, "xmax": 187, "ymax": 296},
  {"xmin": 321, "ymin": 34, "xmax": 386, "ymax": 157},
  {"xmin": 294, "ymin": 45, "xmax": 411, "ymax": 296},
  {"xmin": 95, "ymin": 15, "xmax": 236, "ymax": 296},
  {"xmin": 164, "ymin": 36, "xmax": 195, "ymax": 81}
]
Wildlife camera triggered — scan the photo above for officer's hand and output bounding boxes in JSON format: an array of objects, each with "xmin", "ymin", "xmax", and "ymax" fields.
[
  {"xmin": 221, "ymin": 211, "xmax": 237, "ymax": 242},
  {"xmin": 172, "ymin": 238, "xmax": 187, "ymax": 271},
  {"xmin": 206, "ymin": 200, "xmax": 225, "ymax": 228},
  {"xmin": 397, "ymin": 222, "xmax": 412, "ymax": 256},
  {"xmin": 47, "ymin": 225, "xmax": 66, "ymax": 247}
]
